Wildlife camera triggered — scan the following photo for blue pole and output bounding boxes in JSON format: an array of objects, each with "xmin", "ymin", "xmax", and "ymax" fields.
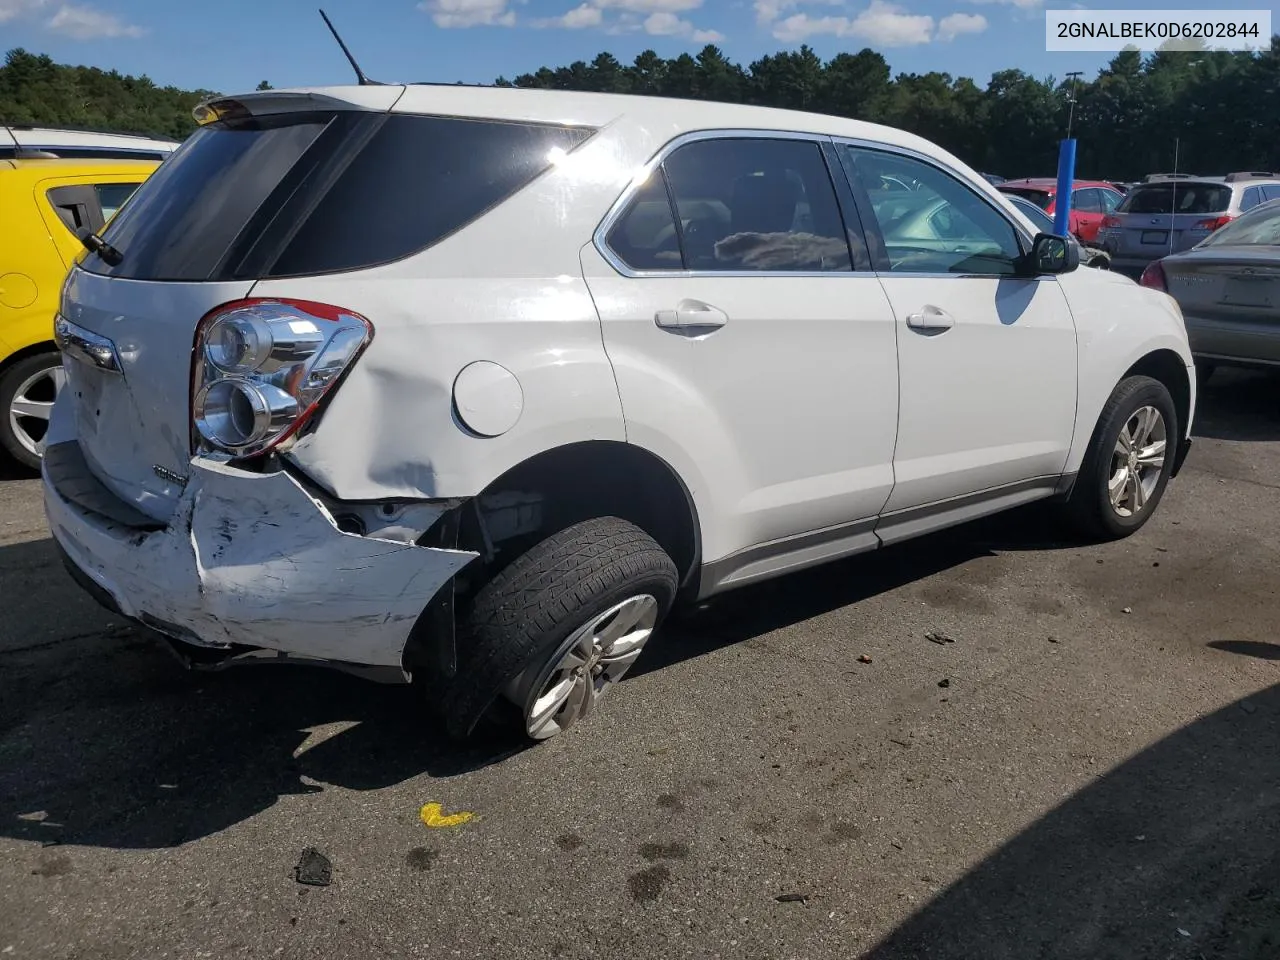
[{"xmin": 1054, "ymin": 138, "xmax": 1077, "ymax": 236}]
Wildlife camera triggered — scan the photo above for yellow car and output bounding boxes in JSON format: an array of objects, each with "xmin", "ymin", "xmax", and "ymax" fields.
[{"xmin": 0, "ymin": 156, "xmax": 159, "ymax": 470}]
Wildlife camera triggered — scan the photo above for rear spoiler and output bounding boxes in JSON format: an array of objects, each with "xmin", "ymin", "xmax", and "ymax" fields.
[{"xmin": 193, "ymin": 87, "xmax": 404, "ymax": 124}]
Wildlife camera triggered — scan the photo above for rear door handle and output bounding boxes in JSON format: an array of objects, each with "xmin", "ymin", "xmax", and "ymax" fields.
[
  {"xmin": 655, "ymin": 299, "xmax": 729, "ymax": 331},
  {"xmin": 905, "ymin": 304, "xmax": 955, "ymax": 332}
]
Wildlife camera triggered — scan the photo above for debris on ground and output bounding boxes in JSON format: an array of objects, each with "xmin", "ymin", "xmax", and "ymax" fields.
[
  {"xmin": 775, "ymin": 893, "xmax": 809, "ymax": 904},
  {"xmin": 419, "ymin": 802, "xmax": 476, "ymax": 828},
  {"xmin": 1241, "ymin": 700, "xmax": 1258, "ymax": 715},
  {"xmin": 1047, "ymin": 636, "xmax": 1059, "ymax": 644},
  {"xmin": 857, "ymin": 655, "xmax": 873, "ymax": 664},
  {"xmin": 890, "ymin": 841, "xmax": 904, "ymax": 850},
  {"xmin": 1122, "ymin": 607, "xmax": 1133, "ymax": 614},
  {"xmin": 938, "ymin": 678, "xmax": 951, "ymax": 688},
  {"xmin": 925, "ymin": 631, "xmax": 954, "ymax": 646},
  {"xmin": 294, "ymin": 848, "xmax": 332, "ymax": 887}
]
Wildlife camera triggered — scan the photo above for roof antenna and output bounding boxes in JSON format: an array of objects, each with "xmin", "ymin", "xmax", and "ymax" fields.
[
  {"xmin": 318, "ymin": 9, "xmax": 383, "ymax": 86},
  {"xmin": 2, "ymin": 121, "xmax": 57, "ymax": 160}
]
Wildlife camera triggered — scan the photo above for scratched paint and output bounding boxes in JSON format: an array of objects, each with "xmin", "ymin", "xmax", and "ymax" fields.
[{"xmin": 419, "ymin": 803, "xmax": 475, "ymax": 828}]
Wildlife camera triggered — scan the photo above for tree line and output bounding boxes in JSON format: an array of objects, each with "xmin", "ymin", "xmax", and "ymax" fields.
[
  {"xmin": 3, "ymin": 39, "xmax": 1277, "ymax": 180},
  {"xmin": 499, "ymin": 40, "xmax": 1279, "ymax": 180}
]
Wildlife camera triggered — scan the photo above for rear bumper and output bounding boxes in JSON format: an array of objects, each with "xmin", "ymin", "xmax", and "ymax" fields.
[
  {"xmin": 43, "ymin": 440, "xmax": 478, "ymax": 670},
  {"xmin": 1184, "ymin": 316, "xmax": 1280, "ymax": 368}
]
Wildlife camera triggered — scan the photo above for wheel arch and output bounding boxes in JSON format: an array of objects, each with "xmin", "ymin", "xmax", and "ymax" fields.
[
  {"xmin": 466, "ymin": 439, "xmax": 703, "ymax": 593},
  {"xmin": 1123, "ymin": 348, "xmax": 1192, "ymax": 443},
  {"xmin": 0, "ymin": 341, "xmax": 59, "ymax": 379}
]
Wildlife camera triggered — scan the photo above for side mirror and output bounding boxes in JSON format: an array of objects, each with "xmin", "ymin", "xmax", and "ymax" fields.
[{"xmin": 1024, "ymin": 232, "xmax": 1080, "ymax": 276}]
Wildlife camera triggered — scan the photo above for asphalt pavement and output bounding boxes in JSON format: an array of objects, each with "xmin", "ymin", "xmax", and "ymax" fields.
[{"xmin": 2, "ymin": 368, "xmax": 1278, "ymax": 960}]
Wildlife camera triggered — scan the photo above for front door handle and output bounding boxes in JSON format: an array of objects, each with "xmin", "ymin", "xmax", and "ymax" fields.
[
  {"xmin": 655, "ymin": 299, "xmax": 729, "ymax": 331},
  {"xmin": 905, "ymin": 304, "xmax": 954, "ymax": 332}
]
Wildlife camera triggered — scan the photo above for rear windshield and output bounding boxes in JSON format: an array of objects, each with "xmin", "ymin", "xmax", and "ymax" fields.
[
  {"xmin": 1119, "ymin": 182, "xmax": 1231, "ymax": 215},
  {"xmin": 83, "ymin": 111, "xmax": 594, "ymax": 281},
  {"xmin": 1000, "ymin": 188, "xmax": 1052, "ymax": 210}
]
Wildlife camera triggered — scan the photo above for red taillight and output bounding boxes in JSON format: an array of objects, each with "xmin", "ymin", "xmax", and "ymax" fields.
[
  {"xmin": 1101, "ymin": 216, "xmax": 1121, "ymax": 229},
  {"xmin": 1193, "ymin": 215, "xmax": 1234, "ymax": 231},
  {"xmin": 1139, "ymin": 260, "xmax": 1167, "ymax": 292},
  {"xmin": 190, "ymin": 298, "xmax": 374, "ymax": 459}
]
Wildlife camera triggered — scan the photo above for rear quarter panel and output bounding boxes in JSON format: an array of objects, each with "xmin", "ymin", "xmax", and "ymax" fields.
[
  {"xmin": 1057, "ymin": 268, "xmax": 1195, "ymax": 474},
  {"xmin": 0, "ymin": 176, "xmax": 66, "ymax": 361}
]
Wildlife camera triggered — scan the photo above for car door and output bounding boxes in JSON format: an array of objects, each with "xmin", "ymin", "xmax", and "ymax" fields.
[
  {"xmin": 833, "ymin": 143, "xmax": 1078, "ymax": 535},
  {"xmin": 1071, "ymin": 187, "xmax": 1105, "ymax": 242},
  {"xmin": 582, "ymin": 133, "xmax": 900, "ymax": 585}
]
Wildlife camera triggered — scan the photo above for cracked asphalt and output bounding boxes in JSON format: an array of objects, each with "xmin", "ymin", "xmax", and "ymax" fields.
[{"xmin": 2, "ymin": 368, "xmax": 1278, "ymax": 960}]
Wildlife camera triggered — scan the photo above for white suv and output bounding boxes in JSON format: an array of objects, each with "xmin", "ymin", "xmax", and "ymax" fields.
[{"xmin": 43, "ymin": 85, "xmax": 1196, "ymax": 743}]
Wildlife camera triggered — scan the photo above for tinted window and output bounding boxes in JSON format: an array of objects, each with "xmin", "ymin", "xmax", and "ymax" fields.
[
  {"xmin": 1119, "ymin": 183, "xmax": 1232, "ymax": 215},
  {"xmin": 660, "ymin": 138, "xmax": 852, "ymax": 272},
  {"xmin": 1008, "ymin": 195, "xmax": 1055, "ymax": 233},
  {"xmin": 604, "ymin": 169, "xmax": 682, "ymax": 271},
  {"xmin": 1241, "ymin": 186, "xmax": 1263, "ymax": 211},
  {"xmin": 1000, "ymin": 187, "xmax": 1053, "ymax": 210},
  {"xmin": 1263, "ymin": 185, "xmax": 1280, "ymax": 203},
  {"xmin": 842, "ymin": 146, "xmax": 1022, "ymax": 275},
  {"xmin": 95, "ymin": 182, "xmax": 141, "ymax": 222},
  {"xmin": 1099, "ymin": 189, "xmax": 1121, "ymax": 213},
  {"xmin": 85, "ymin": 112, "xmax": 594, "ymax": 281},
  {"xmin": 1073, "ymin": 188, "xmax": 1101, "ymax": 213},
  {"xmin": 267, "ymin": 115, "xmax": 593, "ymax": 278}
]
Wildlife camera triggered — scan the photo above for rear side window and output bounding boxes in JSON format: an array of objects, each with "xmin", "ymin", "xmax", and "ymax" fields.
[
  {"xmin": 1073, "ymin": 188, "xmax": 1101, "ymax": 213},
  {"xmin": 96, "ymin": 182, "xmax": 142, "ymax": 221},
  {"xmin": 604, "ymin": 137, "xmax": 856, "ymax": 273},
  {"xmin": 86, "ymin": 112, "xmax": 594, "ymax": 281},
  {"xmin": 1263, "ymin": 185, "xmax": 1280, "ymax": 203},
  {"xmin": 1241, "ymin": 186, "xmax": 1263, "ymax": 211},
  {"xmin": 1119, "ymin": 183, "xmax": 1231, "ymax": 215}
]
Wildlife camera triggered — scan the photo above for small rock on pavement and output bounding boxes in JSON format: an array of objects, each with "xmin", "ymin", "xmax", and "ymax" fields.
[
  {"xmin": 294, "ymin": 847, "xmax": 332, "ymax": 887},
  {"xmin": 937, "ymin": 678, "xmax": 951, "ymax": 688},
  {"xmin": 925, "ymin": 631, "xmax": 954, "ymax": 645},
  {"xmin": 1241, "ymin": 700, "xmax": 1258, "ymax": 715},
  {"xmin": 775, "ymin": 893, "xmax": 809, "ymax": 904},
  {"xmin": 857, "ymin": 655, "xmax": 873, "ymax": 664},
  {"xmin": 1122, "ymin": 607, "xmax": 1133, "ymax": 614}
]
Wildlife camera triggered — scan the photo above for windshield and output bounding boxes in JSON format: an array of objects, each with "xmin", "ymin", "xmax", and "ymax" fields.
[
  {"xmin": 1120, "ymin": 182, "xmax": 1231, "ymax": 215},
  {"xmin": 1200, "ymin": 199, "xmax": 1280, "ymax": 246}
]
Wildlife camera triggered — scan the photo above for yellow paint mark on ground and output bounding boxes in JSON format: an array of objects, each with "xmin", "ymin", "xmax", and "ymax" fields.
[{"xmin": 420, "ymin": 802, "xmax": 475, "ymax": 828}]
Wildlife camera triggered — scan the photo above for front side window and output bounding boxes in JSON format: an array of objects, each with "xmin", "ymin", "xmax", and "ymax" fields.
[
  {"xmin": 841, "ymin": 146, "xmax": 1022, "ymax": 276},
  {"xmin": 660, "ymin": 138, "xmax": 854, "ymax": 272}
]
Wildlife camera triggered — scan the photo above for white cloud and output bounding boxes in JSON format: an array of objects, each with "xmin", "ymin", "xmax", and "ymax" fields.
[
  {"xmin": 937, "ymin": 10, "xmax": 986, "ymax": 39},
  {"xmin": 534, "ymin": 1, "xmax": 603, "ymax": 26},
  {"xmin": 641, "ymin": 9, "xmax": 723, "ymax": 39},
  {"xmin": 47, "ymin": 3, "xmax": 144, "ymax": 38},
  {"xmin": 964, "ymin": 0, "xmax": 1041, "ymax": 8},
  {"xmin": 0, "ymin": 0, "xmax": 143, "ymax": 38},
  {"xmin": 538, "ymin": 0, "xmax": 721, "ymax": 37},
  {"xmin": 771, "ymin": 1, "xmax": 933, "ymax": 45},
  {"xmin": 753, "ymin": 0, "xmax": 841, "ymax": 27},
  {"xmin": 418, "ymin": 0, "xmax": 516, "ymax": 28}
]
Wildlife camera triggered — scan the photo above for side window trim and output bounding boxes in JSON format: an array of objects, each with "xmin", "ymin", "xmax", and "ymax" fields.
[
  {"xmin": 593, "ymin": 128, "xmax": 870, "ymax": 278},
  {"xmin": 830, "ymin": 136, "xmax": 1036, "ymax": 279}
]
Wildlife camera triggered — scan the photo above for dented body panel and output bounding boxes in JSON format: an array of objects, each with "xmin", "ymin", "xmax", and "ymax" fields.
[{"xmin": 43, "ymin": 401, "xmax": 477, "ymax": 668}]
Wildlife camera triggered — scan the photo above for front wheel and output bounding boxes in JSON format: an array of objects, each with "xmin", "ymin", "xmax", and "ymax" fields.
[
  {"xmin": 1063, "ymin": 375, "xmax": 1178, "ymax": 541},
  {"xmin": 444, "ymin": 517, "xmax": 678, "ymax": 742}
]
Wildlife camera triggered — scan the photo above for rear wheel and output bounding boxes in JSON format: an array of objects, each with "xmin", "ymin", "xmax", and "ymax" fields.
[
  {"xmin": 1063, "ymin": 375, "xmax": 1178, "ymax": 541},
  {"xmin": 444, "ymin": 517, "xmax": 678, "ymax": 742},
  {"xmin": 0, "ymin": 352, "xmax": 64, "ymax": 472}
]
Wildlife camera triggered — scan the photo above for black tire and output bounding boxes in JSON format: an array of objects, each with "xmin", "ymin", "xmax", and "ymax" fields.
[
  {"xmin": 1063, "ymin": 375, "xmax": 1178, "ymax": 541},
  {"xmin": 0, "ymin": 352, "xmax": 61, "ymax": 473},
  {"xmin": 442, "ymin": 517, "xmax": 678, "ymax": 742}
]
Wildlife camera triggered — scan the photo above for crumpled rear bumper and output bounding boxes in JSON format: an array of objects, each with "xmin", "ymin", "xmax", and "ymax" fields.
[{"xmin": 43, "ymin": 440, "xmax": 478, "ymax": 670}]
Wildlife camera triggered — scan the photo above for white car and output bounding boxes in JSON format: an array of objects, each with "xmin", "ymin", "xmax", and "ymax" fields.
[{"xmin": 44, "ymin": 85, "xmax": 1196, "ymax": 743}]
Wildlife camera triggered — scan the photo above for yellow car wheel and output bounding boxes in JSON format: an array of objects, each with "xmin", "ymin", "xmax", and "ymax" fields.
[{"xmin": 0, "ymin": 351, "xmax": 64, "ymax": 472}]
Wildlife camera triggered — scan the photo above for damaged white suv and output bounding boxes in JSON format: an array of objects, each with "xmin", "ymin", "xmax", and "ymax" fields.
[{"xmin": 44, "ymin": 84, "xmax": 1196, "ymax": 743}]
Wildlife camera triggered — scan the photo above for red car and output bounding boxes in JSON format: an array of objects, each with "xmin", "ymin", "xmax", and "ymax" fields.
[{"xmin": 998, "ymin": 179, "xmax": 1126, "ymax": 244}]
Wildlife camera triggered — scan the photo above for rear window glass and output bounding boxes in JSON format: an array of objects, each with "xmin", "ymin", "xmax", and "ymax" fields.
[
  {"xmin": 84, "ymin": 112, "xmax": 594, "ymax": 281},
  {"xmin": 1119, "ymin": 183, "xmax": 1231, "ymax": 215},
  {"xmin": 1000, "ymin": 188, "xmax": 1052, "ymax": 210}
]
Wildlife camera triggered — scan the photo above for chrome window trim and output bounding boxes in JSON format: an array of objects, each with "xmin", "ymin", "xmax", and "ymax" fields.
[{"xmin": 592, "ymin": 128, "xmax": 879, "ymax": 280}]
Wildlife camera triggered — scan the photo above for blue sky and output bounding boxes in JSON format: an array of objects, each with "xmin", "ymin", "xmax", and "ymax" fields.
[{"xmin": 0, "ymin": 0, "xmax": 1220, "ymax": 93}]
